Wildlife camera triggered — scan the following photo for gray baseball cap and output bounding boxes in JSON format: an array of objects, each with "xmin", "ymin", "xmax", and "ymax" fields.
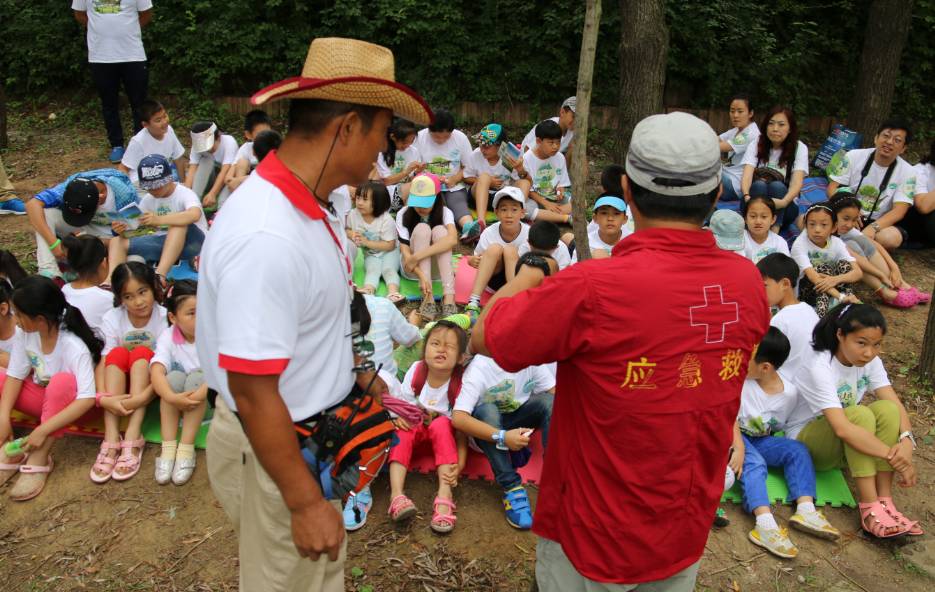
[
  {"xmin": 710, "ymin": 209, "xmax": 746, "ymax": 252},
  {"xmin": 562, "ymin": 96, "xmax": 577, "ymax": 112},
  {"xmin": 626, "ymin": 112, "xmax": 722, "ymax": 197}
]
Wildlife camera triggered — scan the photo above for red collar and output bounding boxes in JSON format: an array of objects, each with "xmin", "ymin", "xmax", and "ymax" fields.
[
  {"xmin": 255, "ymin": 150, "xmax": 326, "ymax": 221},
  {"xmin": 611, "ymin": 227, "xmax": 716, "ymax": 257}
]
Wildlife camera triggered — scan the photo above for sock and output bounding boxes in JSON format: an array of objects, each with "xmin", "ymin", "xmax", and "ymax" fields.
[
  {"xmin": 755, "ymin": 513, "xmax": 779, "ymax": 531},
  {"xmin": 796, "ymin": 501, "xmax": 816, "ymax": 515},
  {"xmin": 468, "ymin": 295, "xmax": 480, "ymax": 306},
  {"xmin": 161, "ymin": 440, "xmax": 177, "ymax": 460},
  {"xmin": 176, "ymin": 443, "xmax": 196, "ymax": 460}
]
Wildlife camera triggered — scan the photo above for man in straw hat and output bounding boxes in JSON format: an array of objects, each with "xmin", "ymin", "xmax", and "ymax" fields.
[
  {"xmin": 196, "ymin": 38, "xmax": 432, "ymax": 591},
  {"xmin": 471, "ymin": 112, "xmax": 770, "ymax": 591}
]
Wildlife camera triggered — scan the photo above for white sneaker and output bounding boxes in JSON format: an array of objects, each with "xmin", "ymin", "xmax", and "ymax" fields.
[
  {"xmin": 171, "ymin": 456, "xmax": 196, "ymax": 485},
  {"xmin": 789, "ymin": 510, "xmax": 840, "ymax": 540},
  {"xmin": 154, "ymin": 456, "xmax": 174, "ymax": 485},
  {"xmin": 748, "ymin": 526, "xmax": 798, "ymax": 559}
]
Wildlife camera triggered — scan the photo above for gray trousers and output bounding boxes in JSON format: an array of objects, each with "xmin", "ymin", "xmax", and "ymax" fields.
[
  {"xmin": 35, "ymin": 208, "xmax": 112, "ymax": 278},
  {"xmin": 167, "ymin": 369, "xmax": 205, "ymax": 393}
]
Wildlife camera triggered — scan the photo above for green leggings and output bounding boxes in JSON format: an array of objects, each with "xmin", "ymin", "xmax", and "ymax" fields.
[{"xmin": 797, "ymin": 400, "xmax": 899, "ymax": 478}]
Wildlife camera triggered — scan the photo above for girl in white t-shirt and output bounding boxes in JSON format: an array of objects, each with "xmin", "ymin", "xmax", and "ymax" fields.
[
  {"xmin": 0, "ymin": 280, "xmax": 21, "ymax": 368},
  {"xmin": 383, "ymin": 320, "xmax": 468, "ymax": 533},
  {"xmin": 150, "ymin": 281, "xmax": 207, "ymax": 486},
  {"xmin": 376, "ymin": 118, "xmax": 423, "ymax": 211},
  {"xmin": 0, "ymin": 276, "xmax": 103, "ymax": 501},
  {"xmin": 789, "ymin": 304, "xmax": 922, "ymax": 538},
  {"xmin": 740, "ymin": 106, "xmax": 808, "ymax": 232},
  {"xmin": 791, "ymin": 204, "xmax": 862, "ymax": 316},
  {"xmin": 719, "ymin": 94, "xmax": 760, "ymax": 202},
  {"xmin": 347, "ymin": 182, "xmax": 402, "ymax": 303},
  {"xmin": 61, "ymin": 235, "xmax": 112, "ymax": 333},
  {"xmin": 92, "ymin": 262, "xmax": 168, "ymax": 484},
  {"xmin": 396, "ymin": 174, "xmax": 458, "ymax": 322},
  {"xmin": 742, "ymin": 196, "xmax": 789, "ymax": 264}
]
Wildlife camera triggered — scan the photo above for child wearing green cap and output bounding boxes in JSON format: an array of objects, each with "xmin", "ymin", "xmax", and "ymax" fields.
[{"xmin": 463, "ymin": 124, "xmax": 531, "ymax": 240}]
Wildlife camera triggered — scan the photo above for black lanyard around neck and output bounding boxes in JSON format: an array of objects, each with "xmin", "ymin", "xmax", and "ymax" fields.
[{"xmin": 854, "ymin": 150, "xmax": 897, "ymax": 225}]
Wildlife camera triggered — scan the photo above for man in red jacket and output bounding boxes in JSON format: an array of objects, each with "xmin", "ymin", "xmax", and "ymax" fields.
[{"xmin": 472, "ymin": 111, "xmax": 770, "ymax": 590}]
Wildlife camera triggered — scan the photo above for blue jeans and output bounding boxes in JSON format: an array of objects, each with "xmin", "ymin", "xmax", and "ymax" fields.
[
  {"xmin": 129, "ymin": 225, "xmax": 205, "ymax": 265},
  {"xmin": 749, "ymin": 180, "xmax": 798, "ymax": 231},
  {"xmin": 473, "ymin": 392, "xmax": 553, "ymax": 491},
  {"xmin": 720, "ymin": 171, "xmax": 741, "ymax": 202},
  {"xmin": 740, "ymin": 434, "xmax": 816, "ymax": 514}
]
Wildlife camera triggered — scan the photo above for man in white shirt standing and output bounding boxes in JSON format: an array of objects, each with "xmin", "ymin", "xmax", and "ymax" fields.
[
  {"xmin": 196, "ymin": 38, "xmax": 431, "ymax": 592},
  {"xmin": 72, "ymin": 0, "xmax": 153, "ymax": 164}
]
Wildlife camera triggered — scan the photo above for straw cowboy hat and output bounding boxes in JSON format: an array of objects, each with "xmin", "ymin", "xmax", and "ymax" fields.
[{"xmin": 252, "ymin": 37, "xmax": 433, "ymax": 126}]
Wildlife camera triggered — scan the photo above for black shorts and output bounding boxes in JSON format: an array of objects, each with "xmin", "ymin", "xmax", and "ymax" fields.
[{"xmin": 488, "ymin": 268, "xmax": 508, "ymax": 291}]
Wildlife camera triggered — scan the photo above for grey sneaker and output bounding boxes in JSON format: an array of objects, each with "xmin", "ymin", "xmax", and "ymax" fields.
[
  {"xmin": 419, "ymin": 299, "xmax": 438, "ymax": 321},
  {"xmin": 441, "ymin": 303, "xmax": 458, "ymax": 317},
  {"xmin": 748, "ymin": 526, "xmax": 798, "ymax": 559},
  {"xmin": 789, "ymin": 510, "xmax": 840, "ymax": 540}
]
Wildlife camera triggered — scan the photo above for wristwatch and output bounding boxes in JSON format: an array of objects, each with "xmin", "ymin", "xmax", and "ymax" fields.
[
  {"xmin": 492, "ymin": 429, "xmax": 508, "ymax": 451},
  {"xmin": 898, "ymin": 430, "xmax": 916, "ymax": 450},
  {"xmin": 871, "ymin": 222, "xmax": 882, "ymax": 232}
]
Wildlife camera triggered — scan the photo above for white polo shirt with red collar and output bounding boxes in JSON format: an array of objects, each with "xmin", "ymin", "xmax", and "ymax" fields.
[{"xmin": 196, "ymin": 151, "xmax": 355, "ymax": 421}]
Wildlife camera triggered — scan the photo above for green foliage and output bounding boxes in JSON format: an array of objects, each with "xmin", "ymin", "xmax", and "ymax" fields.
[{"xmin": 0, "ymin": 0, "xmax": 932, "ymax": 126}]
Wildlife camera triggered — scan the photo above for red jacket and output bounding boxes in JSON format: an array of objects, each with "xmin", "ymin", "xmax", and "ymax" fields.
[{"xmin": 484, "ymin": 227, "xmax": 770, "ymax": 583}]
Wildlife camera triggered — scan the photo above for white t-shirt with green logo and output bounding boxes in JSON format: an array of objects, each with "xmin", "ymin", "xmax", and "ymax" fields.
[
  {"xmin": 790, "ymin": 233, "xmax": 854, "ymax": 276},
  {"xmin": 720, "ymin": 123, "xmax": 760, "ymax": 193},
  {"xmin": 827, "ymin": 148, "xmax": 916, "ymax": 221},
  {"xmin": 139, "ymin": 184, "xmax": 207, "ymax": 234},
  {"xmin": 453, "ymin": 354, "xmax": 555, "ymax": 414},
  {"xmin": 738, "ymin": 372, "xmax": 798, "ymax": 437},
  {"xmin": 414, "ymin": 129, "xmax": 474, "ymax": 192},
  {"xmin": 522, "ymin": 150, "xmax": 571, "ymax": 202},
  {"xmin": 741, "ymin": 140, "xmax": 810, "ymax": 180}
]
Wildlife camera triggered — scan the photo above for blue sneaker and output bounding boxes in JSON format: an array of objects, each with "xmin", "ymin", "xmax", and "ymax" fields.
[
  {"xmin": 503, "ymin": 486, "xmax": 533, "ymax": 530},
  {"xmin": 108, "ymin": 146, "xmax": 125, "ymax": 163},
  {"xmin": 343, "ymin": 486, "xmax": 373, "ymax": 531},
  {"xmin": 459, "ymin": 219, "xmax": 481, "ymax": 242},
  {"xmin": 0, "ymin": 198, "xmax": 26, "ymax": 215}
]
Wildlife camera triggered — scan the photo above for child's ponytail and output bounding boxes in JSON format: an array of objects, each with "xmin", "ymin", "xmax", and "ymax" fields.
[
  {"xmin": 62, "ymin": 235, "xmax": 107, "ymax": 280},
  {"xmin": 63, "ymin": 302, "xmax": 104, "ymax": 364},
  {"xmin": 812, "ymin": 303, "xmax": 887, "ymax": 354},
  {"xmin": 0, "ymin": 249, "xmax": 27, "ymax": 286}
]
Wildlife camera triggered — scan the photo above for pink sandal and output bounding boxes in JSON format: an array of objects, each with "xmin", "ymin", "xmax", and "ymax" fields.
[
  {"xmin": 388, "ymin": 494, "xmax": 417, "ymax": 522},
  {"xmin": 859, "ymin": 501, "xmax": 908, "ymax": 538},
  {"xmin": 909, "ymin": 286, "xmax": 931, "ymax": 304},
  {"xmin": 879, "ymin": 497, "xmax": 923, "ymax": 536},
  {"xmin": 111, "ymin": 438, "xmax": 145, "ymax": 482},
  {"xmin": 10, "ymin": 456, "xmax": 54, "ymax": 501},
  {"xmin": 90, "ymin": 440, "xmax": 122, "ymax": 483},
  {"xmin": 880, "ymin": 288, "xmax": 916, "ymax": 309},
  {"xmin": 0, "ymin": 452, "xmax": 26, "ymax": 486},
  {"xmin": 430, "ymin": 496, "xmax": 457, "ymax": 534}
]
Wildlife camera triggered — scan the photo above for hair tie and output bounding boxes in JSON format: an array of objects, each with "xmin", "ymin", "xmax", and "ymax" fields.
[
  {"xmin": 165, "ymin": 283, "xmax": 175, "ymax": 300},
  {"xmin": 837, "ymin": 304, "xmax": 852, "ymax": 319}
]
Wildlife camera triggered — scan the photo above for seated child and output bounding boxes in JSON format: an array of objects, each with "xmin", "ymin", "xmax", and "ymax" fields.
[
  {"xmin": 414, "ymin": 109, "xmax": 477, "ymax": 236},
  {"xmin": 93, "ymin": 262, "xmax": 168, "ymax": 484},
  {"xmin": 791, "ymin": 203, "xmax": 862, "ymax": 316},
  {"xmin": 462, "ymin": 123, "xmax": 532, "ymax": 239},
  {"xmin": 184, "ymin": 121, "xmax": 239, "ymax": 210},
  {"xmin": 710, "ymin": 209, "xmax": 746, "ymax": 254},
  {"xmin": 376, "ymin": 118, "xmax": 423, "ymax": 212},
  {"xmin": 786, "ymin": 304, "xmax": 922, "ymax": 538},
  {"xmin": 742, "ymin": 196, "xmax": 790, "ymax": 263},
  {"xmin": 566, "ymin": 194, "xmax": 630, "ymax": 261},
  {"xmin": 118, "ymin": 99, "xmax": 186, "ymax": 187},
  {"xmin": 513, "ymin": 119, "xmax": 572, "ymax": 225},
  {"xmin": 451, "ymin": 353, "xmax": 555, "ymax": 530},
  {"xmin": 61, "ymin": 235, "xmax": 112, "ymax": 332},
  {"xmin": 347, "ymin": 182, "xmax": 402, "ymax": 302},
  {"xmin": 735, "ymin": 326, "xmax": 839, "ymax": 559},
  {"xmin": 225, "ymin": 109, "xmax": 273, "ymax": 192},
  {"xmin": 0, "ymin": 276, "xmax": 102, "ymax": 501},
  {"xmin": 520, "ymin": 97, "xmax": 576, "ymax": 158},
  {"xmin": 830, "ymin": 193, "xmax": 929, "ymax": 308},
  {"xmin": 757, "ymin": 253, "xmax": 819, "ymax": 378},
  {"xmin": 465, "ymin": 187, "xmax": 529, "ymax": 314},
  {"xmin": 0, "ymin": 279, "xmax": 21, "ymax": 368},
  {"xmin": 109, "ymin": 155, "xmax": 208, "ymax": 284},
  {"xmin": 251, "ymin": 129, "xmax": 282, "ymax": 164},
  {"xmin": 396, "ymin": 174, "xmax": 458, "ymax": 321},
  {"xmin": 385, "ymin": 320, "xmax": 469, "ymax": 534},
  {"xmin": 151, "ymin": 280, "xmax": 207, "ymax": 486},
  {"xmin": 518, "ymin": 220, "xmax": 571, "ymax": 271}
]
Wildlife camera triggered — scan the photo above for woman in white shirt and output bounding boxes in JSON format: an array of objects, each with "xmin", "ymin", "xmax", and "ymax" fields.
[
  {"xmin": 741, "ymin": 106, "xmax": 809, "ymax": 233},
  {"xmin": 719, "ymin": 94, "xmax": 760, "ymax": 202},
  {"xmin": 789, "ymin": 304, "xmax": 921, "ymax": 538}
]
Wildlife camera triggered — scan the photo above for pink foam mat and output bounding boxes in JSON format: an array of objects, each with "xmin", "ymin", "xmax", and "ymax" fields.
[
  {"xmin": 407, "ymin": 431, "xmax": 545, "ymax": 484},
  {"xmin": 453, "ymin": 257, "xmax": 494, "ymax": 306}
]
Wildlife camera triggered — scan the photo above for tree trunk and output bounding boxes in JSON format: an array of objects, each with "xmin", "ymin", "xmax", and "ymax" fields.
[
  {"xmin": 0, "ymin": 82, "xmax": 7, "ymax": 150},
  {"xmin": 569, "ymin": 0, "xmax": 602, "ymax": 261},
  {"xmin": 920, "ymin": 279, "xmax": 935, "ymax": 381},
  {"xmin": 615, "ymin": 0, "xmax": 668, "ymax": 162},
  {"xmin": 847, "ymin": 0, "xmax": 914, "ymax": 144}
]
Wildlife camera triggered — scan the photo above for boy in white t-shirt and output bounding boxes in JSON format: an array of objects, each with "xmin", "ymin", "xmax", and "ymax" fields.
[
  {"xmin": 520, "ymin": 96, "xmax": 576, "ymax": 158},
  {"xmin": 110, "ymin": 155, "xmax": 207, "ymax": 281},
  {"xmin": 566, "ymin": 195, "xmax": 630, "ymax": 262},
  {"xmin": 756, "ymin": 253, "xmax": 820, "ymax": 379},
  {"xmin": 225, "ymin": 110, "xmax": 273, "ymax": 192},
  {"xmin": 184, "ymin": 121, "xmax": 239, "ymax": 210},
  {"xmin": 734, "ymin": 326, "xmax": 839, "ymax": 559},
  {"xmin": 513, "ymin": 119, "xmax": 572, "ymax": 225},
  {"xmin": 465, "ymin": 187, "xmax": 529, "ymax": 314},
  {"xmin": 517, "ymin": 220, "xmax": 571, "ymax": 271},
  {"xmin": 451, "ymin": 354, "xmax": 556, "ymax": 530},
  {"xmin": 118, "ymin": 99, "xmax": 186, "ymax": 186}
]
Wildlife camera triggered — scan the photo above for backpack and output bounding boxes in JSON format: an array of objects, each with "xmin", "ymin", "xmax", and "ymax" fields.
[{"xmin": 409, "ymin": 361, "xmax": 464, "ymax": 411}]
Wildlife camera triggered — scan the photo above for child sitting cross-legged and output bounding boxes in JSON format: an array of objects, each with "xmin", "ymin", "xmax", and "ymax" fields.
[
  {"xmin": 757, "ymin": 253, "xmax": 819, "ymax": 378},
  {"xmin": 451, "ymin": 354, "xmax": 555, "ymax": 530},
  {"xmin": 735, "ymin": 326, "xmax": 839, "ymax": 559},
  {"xmin": 347, "ymin": 182, "xmax": 403, "ymax": 303},
  {"xmin": 791, "ymin": 203, "xmax": 862, "ymax": 316},
  {"xmin": 464, "ymin": 187, "xmax": 529, "ymax": 316},
  {"xmin": 384, "ymin": 320, "xmax": 469, "ymax": 534},
  {"xmin": 512, "ymin": 119, "xmax": 572, "ymax": 225},
  {"xmin": 565, "ymin": 194, "xmax": 631, "ymax": 261},
  {"xmin": 150, "ymin": 281, "xmax": 207, "ymax": 486},
  {"xmin": 517, "ymin": 220, "xmax": 571, "ymax": 270}
]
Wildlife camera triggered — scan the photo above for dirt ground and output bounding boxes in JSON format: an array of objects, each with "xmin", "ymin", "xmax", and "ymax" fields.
[{"xmin": 1, "ymin": 104, "xmax": 934, "ymax": 591}]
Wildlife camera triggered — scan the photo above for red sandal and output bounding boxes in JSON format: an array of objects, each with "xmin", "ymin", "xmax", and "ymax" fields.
[
  {"xmin": 859, "ymin": 501, "xmax": 908, "ymax": 538},
  {"xmin": 388, "ymin": 494, "xmax": 417, "ymax": 522},
  {"xmin": 879, "ymin": 497, "xmax": 923, "ymax": 536},
  {"xmin": 430, "ymin": 496, "xmax": 457, "ymax": 534}
]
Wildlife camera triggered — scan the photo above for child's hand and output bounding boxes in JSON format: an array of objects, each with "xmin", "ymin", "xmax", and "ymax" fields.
[
  {"xmin": 510, "ymin": 157, "xmax": 525, "ymax": 176},
  {"xmin": 897, "ymin": 464, "xmax": 918, "ymax": 488},
  {"xmin": 111, "ymin": 220, "xmax": 128, "ymax": 235},
  {"xmin": 814, "ymin": 275, "xmax": 840, "ymax": 293},
  {"xmin": 100, "ymin": 394, "xmax": 133, "ymax": 416},
  {"xmin": 139, "ymin": 212, "xmax": 159, "ymax": 227},
  {"xmin": 0, "ymin": 415, "xmax": 12, "ymax": 445},
  {"xmin": 545, "ymin": 202, "xmax": 563, "ymax": 214},
  {"xmin": 418, "ymin": 276, "xmax": 433, "ymax": 300},
  {"xmin": 24, "ymin": 427, "xmax": 48, "ymax": 452},
  {"xmin": 504, "ymin": 428, "xmax": 531, "ymax": 451},
  {"xmin": 887, "ymin": 443, "xmax": 913, "ymax": 472},
  {"xmin": 467, "ymin": 255, "xmax": 481, "ymax": 269},
  {"xmin": 889, "ymin": 267, "xmax": 904, "ymax": 289},
  {"xmin": 391, "ymin": 417, "xmax": 411, "ymax": 431},
  {"xmin": 728, "ymin": 447, "xmax": 744, "ymax": 479},
  {"xmin": 490, "ymin": 178, "xmax": 504, "ymax": 190},
  {"xmin": 405, "ymin": 162, "xmax": 420, "ymax": 175},
  {"xmin": 203, "ymin": 192, "xmax": 218, "ymax": 209},
  {"xmin": 440, "ymin": 464, "xmax": 459, "ymax": 487}
]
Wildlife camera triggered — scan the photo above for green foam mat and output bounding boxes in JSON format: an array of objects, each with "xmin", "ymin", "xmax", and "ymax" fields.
[
  {"xmin": 141, "ymin": 399, "xmax": 213, "ymax": 449},
  {"xmin": 352, "ymin": 250, "xmax": 460, "ymax": 301},
  {"xmin": 721, "ymin": 467, "xmax": 856, "ymax": 508},
  {"xmin": 470, "ymin": 209, "xmax": 499, "ymax": 224}
]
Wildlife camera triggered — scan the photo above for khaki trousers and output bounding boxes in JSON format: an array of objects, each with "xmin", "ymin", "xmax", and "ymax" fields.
[{"xmin": 206, "ymin": 398, "xmax": 345, "ymax": 592}]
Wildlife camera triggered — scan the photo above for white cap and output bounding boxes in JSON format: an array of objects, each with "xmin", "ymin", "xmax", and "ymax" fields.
[
  {"xmin": 492, "ymin": 186, "xmax": 525, "ymax": 209},
  {"xmin": 190, "ymin": 123, "xmax": 218, "ymax": 153}
]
